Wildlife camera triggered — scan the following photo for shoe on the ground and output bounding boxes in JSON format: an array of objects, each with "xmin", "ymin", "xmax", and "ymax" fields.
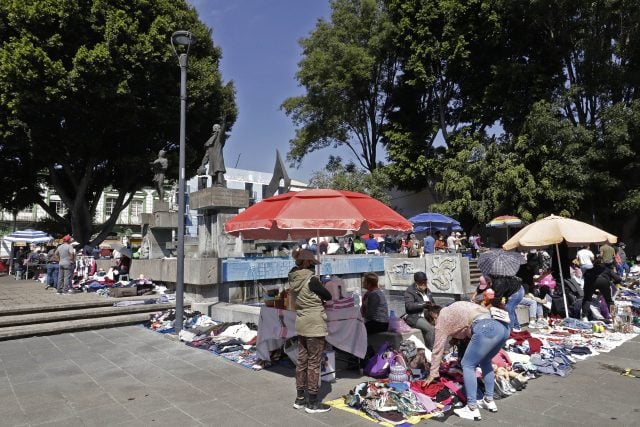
[
  {"xmin": 581, "ymin": 317, "xmax": 589, "ymax": 322},
  {"xmin": 454, "ymin": 405, "xmax": 481, "ymax": 421},
  {"xmin": 478, "ymin": 398, "xmax": 498, "ymax": 412},
  {"xmin": 293, "ymin": 397, "xmax": 306, "ymax": 409},
  {"xmin": 305, "ymin": 400, "xmax": 331, "ymax": 414},
  {"xmin": 527, "ymin": 320, "xmax": 538, "ymax": 328}
]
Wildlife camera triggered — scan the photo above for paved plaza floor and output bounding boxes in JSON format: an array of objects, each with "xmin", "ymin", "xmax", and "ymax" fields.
[
  {"xmin": 0, "ymin": 324, "xmax": 638, "ymax": 427},
  {"xmin": 0, "ymin": 274, "xmax": 639, "ymax": 426}
]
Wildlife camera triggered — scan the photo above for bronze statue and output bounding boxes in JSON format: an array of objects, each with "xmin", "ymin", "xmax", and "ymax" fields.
[
  {"xmin": 151, "ymin": 149, "xmax": 168, "ymax": 201},
  {"xmin": 198, "ymin": 121, "xmax": 227, "ymax": 187}
]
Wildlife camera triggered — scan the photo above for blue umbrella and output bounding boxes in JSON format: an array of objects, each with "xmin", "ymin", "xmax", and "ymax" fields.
[
  {"xmin": 408, "ymin": 212, "xmax": 461, "ymax": 233},
  {"xmin": 3, "ymin": 229, "xmax": 53, "ymax": 243}
]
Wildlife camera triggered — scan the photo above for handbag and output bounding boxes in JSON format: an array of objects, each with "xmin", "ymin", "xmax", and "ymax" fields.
[
  {"xmin": 363, "ymin": 341, "xmax": 393, "ymax": 378},
  {"xmin": 388, "ymin": 353, "xmax": 409, "ymax": 382}
]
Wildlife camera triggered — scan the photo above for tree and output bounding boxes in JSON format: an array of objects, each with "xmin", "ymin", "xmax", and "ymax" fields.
[
  {"xmin": 282, "ymin": 0, "xmax": 399, "ymax": 172},
  {"xmin": 0, "ymin": 0, "xmax": 236, "ymax": 245},
  {"xmin": 308, "ymin": 156, "xmax": 391, "ymax": 204}
]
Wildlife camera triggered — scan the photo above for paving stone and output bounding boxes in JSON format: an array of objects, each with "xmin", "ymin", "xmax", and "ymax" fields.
[
  {"xmin": 75, "ymin": 403, "xmax": 136, "ymax": 427},
  {"xmin": 134, "ymin": 407, "xmax": 203, "ymax": 427}
]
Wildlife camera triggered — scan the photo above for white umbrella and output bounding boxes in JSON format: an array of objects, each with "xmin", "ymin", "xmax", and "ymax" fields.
[{"xmin": 3, "ymin": 229, "xmax": 53, "ymax": 243}]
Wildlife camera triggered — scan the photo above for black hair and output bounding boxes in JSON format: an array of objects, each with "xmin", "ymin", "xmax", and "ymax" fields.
[{"xmin": 424, "ymin": 305, "xmax": 442, "ymax": 325}]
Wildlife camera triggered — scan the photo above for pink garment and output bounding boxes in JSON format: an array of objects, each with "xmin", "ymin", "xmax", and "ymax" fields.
[{"xmin": 429, "ymin": 302, "xmax": 489, "ymax": 378}]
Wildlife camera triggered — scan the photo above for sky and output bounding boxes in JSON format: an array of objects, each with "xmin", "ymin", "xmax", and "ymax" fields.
[{"xmin": 188, "ymin": 0, "xmax": 352, "ymax": 182}]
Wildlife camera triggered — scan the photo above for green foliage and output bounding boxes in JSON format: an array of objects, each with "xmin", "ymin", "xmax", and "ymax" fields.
[
  {"xmin": 308, "ymin": 155, "xmax": 391, "ymax": 204},
  {"xmin": 0, "ymin": 0, "xmax": 236, "ymax": 244},
  {"xmin": 282, "ymin": 0, "xmax": 399, "ymax": 172}
]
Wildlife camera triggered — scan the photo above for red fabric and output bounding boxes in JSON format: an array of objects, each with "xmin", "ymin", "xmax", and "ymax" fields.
[
  {"xmin": 509, "ymin": 330, "xmax": 543, "ymax": 354},
  {"xmin": 410, "ymin": 380, "xmax": 447, "ymax": 398},
  {"xmin": 491, "ymin": 349, "xmax": 513, "ymax": 369},
  {"xmin": 224, "ymin": 189, "xmax": 413, "ymax": 240}
]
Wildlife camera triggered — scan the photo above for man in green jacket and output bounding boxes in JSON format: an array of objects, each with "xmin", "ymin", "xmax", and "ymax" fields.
[{"xmin": 289, "ymin": 248, "xmax": 332, "ymax": 413}]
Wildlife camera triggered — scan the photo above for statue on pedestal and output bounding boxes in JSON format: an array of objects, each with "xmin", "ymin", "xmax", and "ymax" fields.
[
  {"xmin": 198, "ymin": 120, "xmax": 227, "ymax": 187},
  {"xmin": 151, "ymin": 149, "xmax": 168, "ymax": 201}
]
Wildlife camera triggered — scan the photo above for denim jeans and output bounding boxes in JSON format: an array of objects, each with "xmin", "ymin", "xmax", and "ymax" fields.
[
  {"xmin": 505, "ymin": 286, "xmax": 525, "ymax": 330},
  {"xmin": 461, "ymin": 319, "xmax": 510, "ymax": 407},
  {"xmin": 519, "ymin": 297, "xmax": 542, "ymax": 319},
  {"xmin": 46, "ymin": 263, "xmax": 59, "ymax": 288}
]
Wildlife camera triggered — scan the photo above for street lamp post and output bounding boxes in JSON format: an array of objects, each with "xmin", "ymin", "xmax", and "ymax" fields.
[{"xmin": 171, "ymin": 30, "xmax": 195, "ymax": 333}]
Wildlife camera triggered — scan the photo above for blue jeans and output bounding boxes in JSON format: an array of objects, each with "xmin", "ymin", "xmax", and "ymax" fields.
[
  {"xmin": 462, "ymin": 319, "xmax": 510, "ymax": 408},
  {"xmin": 519, "ymin": 297, "xmax": 542, "ymax": 319},
  {"xmin": 46, "ymin": 263, "xmax": 59, "ymax": 288},
  {"xmin": 505, "ymin": 286, "xmax": 525, "ymax": 330}
]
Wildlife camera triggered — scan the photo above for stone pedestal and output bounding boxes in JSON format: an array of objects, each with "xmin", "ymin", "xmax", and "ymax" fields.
[
  {"xmin": 141, "ymin": 201, "xmax": 179, "ymax": 259},
  {"xmin": 189, "ymin": 186, "xmax": 249, "ymax": 259}
]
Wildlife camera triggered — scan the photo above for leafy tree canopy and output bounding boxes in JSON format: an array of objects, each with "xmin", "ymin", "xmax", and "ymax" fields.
[
  {"xmin": 0, "ymin": 0, "xmax": 236, "ymax": 245},
  {"xmin": 308, "ymin": 155, "xmax": 391, "ymax": 204},
  {"xmin": 282, "ymin": 0, "xmax": 399, "ymax": 172}
]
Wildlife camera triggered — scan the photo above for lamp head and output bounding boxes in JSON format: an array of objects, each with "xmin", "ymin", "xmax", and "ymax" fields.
[{"xmin": 171, "ymin": 31, "xmax": 195, "ymax": 47}]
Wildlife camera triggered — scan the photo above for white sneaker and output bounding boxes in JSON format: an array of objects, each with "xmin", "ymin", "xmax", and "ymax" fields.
[
  {"xmin": 478, "ymin": 398, "xmax": 498, "ymax": 412},
  {"xmin": 581, "ymin": 317, "xmax": 589, "ymax": 322},
  {"xmin": 454, "ymin": 405, "xmax": 481, "ymax": 421}
]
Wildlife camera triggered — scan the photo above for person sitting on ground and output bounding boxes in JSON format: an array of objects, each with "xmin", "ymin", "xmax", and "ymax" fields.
[
  {"xmin": 289, "ymin": 248, "xmax": 332, "ymax": 414},
  {"xmin": 403, "ymin": 272, "xmax": 436, "ymax": 349},
  {"xmin": 519, "ymin": 281, "xmax": 547, "ymax": 329},
  {"xmin": 422, "ymin": 299, "xmax": 511, "ymax": 421},
  {"xmin": 364, "ymin": 234, "xmax": 380, "ymax": 254},
  {"xmin": 360, "ymin": 272, "xmax": 389, "ymax": 334}
]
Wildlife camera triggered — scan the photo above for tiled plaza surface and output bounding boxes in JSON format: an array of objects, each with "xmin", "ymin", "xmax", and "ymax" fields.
[{"xmin": 0, "ymin": 272, "xmax": 639, "ymax": 426}]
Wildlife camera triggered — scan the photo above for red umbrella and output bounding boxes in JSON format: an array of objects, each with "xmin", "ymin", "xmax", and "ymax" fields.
[{"xmin": 224, "ymin": 189, "xmax": 413, "ymax": 240}]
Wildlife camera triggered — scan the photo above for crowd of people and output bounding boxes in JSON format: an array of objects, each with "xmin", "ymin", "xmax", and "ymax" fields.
[
  {"xmin": 298, "ymin": 230, "xmax": 482, "ymax": 257},
  {"xmin": 9, "ymin": 235, "xmax": 132, "ymax": 295},
  {"xmin": 291, "ymin": 238, "xmax": 637, "ymax": 420}
]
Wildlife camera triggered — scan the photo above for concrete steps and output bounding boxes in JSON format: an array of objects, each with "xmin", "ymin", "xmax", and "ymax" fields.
[
  {"xmin": 0, "ymin": 312, "xmax": 154, "ymax": 340},
  {"xmin": 469, "ymin": 259, "xmax": 481, "ymax": 289},
  {"xmin": 0, "ymin": 293, "xmax": 186, "ymax": 341},
  {"xmin": 0, "ymin": 303, "xmax": 176, "ymax": 328}
]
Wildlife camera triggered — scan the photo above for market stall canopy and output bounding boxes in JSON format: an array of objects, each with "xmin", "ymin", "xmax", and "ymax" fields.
[
  {"xmin": 408, "ymin": 212, "xmax": 461, "ymax": 233},
  {"xmin": 502, "ymin": 215, "xmax": 617, "ymax": 250},
  {"xmin": 3, "ymin": 229, "xmax": 53, "ymax": 243},
  {"xmin": 224, "ymin": 189, "xmax": 413, "ymax": 240},
  {"xmin": 503, "ymin": 214, "xmax": 617, "ymax": 318}
]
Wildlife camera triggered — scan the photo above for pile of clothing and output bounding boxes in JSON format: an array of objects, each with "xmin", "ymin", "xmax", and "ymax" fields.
[{"xmin": 145, "ymin": 309, "xmax": 265, "ymax": 370}]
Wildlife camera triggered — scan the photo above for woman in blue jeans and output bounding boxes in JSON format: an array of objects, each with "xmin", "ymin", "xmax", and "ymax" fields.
[
  {"xmin": 490, "ymin": 275, "xmax": 525, "ymax": 331},
  {"xmin": 423, "ymin": 301, "xmax": 511, "ymax": 421}
]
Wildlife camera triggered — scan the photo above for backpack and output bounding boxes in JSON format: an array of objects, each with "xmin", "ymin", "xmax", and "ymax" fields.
[{"xmin": 363, "ymin": 341, "xmax": 393, "ymax": 378}]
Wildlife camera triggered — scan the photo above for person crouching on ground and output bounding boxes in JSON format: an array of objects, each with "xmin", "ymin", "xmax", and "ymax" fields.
[
  {"xmin": 361, "ymin": 272, "xmax": 389, "ymax": 333},
  {"xmin": 422, "ymin": 299, "xmax": 511, "ymax": 421},
  {"xmin": 289, "ymin": 248, "xmax": 332, "ymax": 413},
  {"xmin": 403, "ymin": 272, "xmax": 436, "ymax": 349}
]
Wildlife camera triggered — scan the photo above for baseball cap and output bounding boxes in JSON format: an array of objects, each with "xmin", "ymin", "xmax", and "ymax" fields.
[
  {"xmin": 414, "ymin": 271, "xmax": 427, "ymax": 283},
  {"xmin": 62, "ymin": 235, "xmax": 72, "ymax": 242}
]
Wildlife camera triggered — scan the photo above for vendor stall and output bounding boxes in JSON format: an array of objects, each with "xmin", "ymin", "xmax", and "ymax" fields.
[{"xmin": 256, "ymin": 305, "xmax": 367, "ymax": 360}]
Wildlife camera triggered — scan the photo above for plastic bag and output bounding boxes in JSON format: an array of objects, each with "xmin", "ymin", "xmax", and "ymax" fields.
[{"xmin": 389, "ymin": 310, "xmax": 412, "ymax": 333}]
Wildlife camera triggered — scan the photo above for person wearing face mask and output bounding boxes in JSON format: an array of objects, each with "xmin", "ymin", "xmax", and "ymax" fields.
[
  {"xmin": 289, "ymin": 248, "xmax": 332, "ymax": 414},
  {"xmin": 403, "ymin": 272, "xmax": 436, "ymax": 349}
]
